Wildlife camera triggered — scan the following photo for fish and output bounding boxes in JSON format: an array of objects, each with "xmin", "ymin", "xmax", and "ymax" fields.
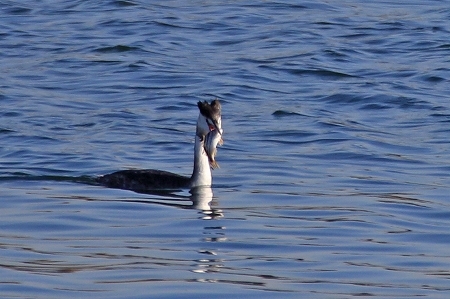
[{"xmin": 204, "ymin": 128, "xmax": 223, "ymax": 169}]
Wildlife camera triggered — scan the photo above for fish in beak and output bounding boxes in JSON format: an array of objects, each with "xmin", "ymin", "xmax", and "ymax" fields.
[
  {"xmin": 204, "ymin": 127, "xmax": 223, "ymax": 169},
  {"xmin": 197, "ymin": 99, "xmax": 223, "ymax": 169}
]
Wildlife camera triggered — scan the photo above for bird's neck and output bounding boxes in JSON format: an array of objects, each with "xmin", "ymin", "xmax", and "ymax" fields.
[{"xmin": 190, "ymin": 133, "xmax": 212, "ymax": 188}]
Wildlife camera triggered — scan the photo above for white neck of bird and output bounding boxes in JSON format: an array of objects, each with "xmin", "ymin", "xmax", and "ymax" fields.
[{"xmin": 190, "ymin": 133, "xmax": 212, "ymax": 188}]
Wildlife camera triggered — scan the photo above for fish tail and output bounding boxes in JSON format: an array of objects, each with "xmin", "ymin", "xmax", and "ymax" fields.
[{"xmin": 210, "ymin": 160, "xmax": 220, "ymax": 169}]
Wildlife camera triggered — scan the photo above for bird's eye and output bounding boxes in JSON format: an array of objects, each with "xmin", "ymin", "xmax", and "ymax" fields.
[{"xmin": 206, "ymin": 119, "xmax": 215, "ymax": 131}]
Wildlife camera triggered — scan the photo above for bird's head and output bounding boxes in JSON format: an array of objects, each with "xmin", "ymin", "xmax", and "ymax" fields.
[{"xmin": 196, "ymin": 99, "xmax": 222, "ymax": 137}]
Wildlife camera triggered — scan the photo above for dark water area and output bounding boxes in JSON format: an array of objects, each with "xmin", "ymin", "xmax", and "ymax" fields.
[{"xmin": 1, "ymin": 1, "xmax": 450, "ymax": 298}]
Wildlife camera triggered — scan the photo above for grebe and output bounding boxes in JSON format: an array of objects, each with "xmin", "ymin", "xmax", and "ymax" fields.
[{"xmin": 96, "ymin": 99, "xmax": 223, "ymax": 193}]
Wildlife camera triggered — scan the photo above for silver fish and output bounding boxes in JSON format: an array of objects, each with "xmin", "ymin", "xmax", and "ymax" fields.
[{"xmin": 204, "ymin": 128, "xmax": 223, "ymax": 169}]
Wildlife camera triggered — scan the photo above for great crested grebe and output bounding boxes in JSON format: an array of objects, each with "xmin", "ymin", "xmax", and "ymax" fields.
[{"xmin": 96, "ymin": 99, "xmax": 223, "ymax": 192}]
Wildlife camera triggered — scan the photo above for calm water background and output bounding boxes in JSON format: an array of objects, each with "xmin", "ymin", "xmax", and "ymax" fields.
[{"xmin": 1, "ymin": 0, "xmax": 450, "ymax": 298}]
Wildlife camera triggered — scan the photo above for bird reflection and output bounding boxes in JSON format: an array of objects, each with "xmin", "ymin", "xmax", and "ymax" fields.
[
  {"xmin": 88, "ymin": 183, "xmax": 227, "ymax": 274},
  {"xmin": 104, "ymin": 185, "xmax": 223, "ymax": 219},
  {"xmin": 190, "ymin": 188, "xmax": 226, "ymax": 274},
  {"xmin": 190, "ymin": 186, "xmax": 223, "ymax": 219},
  {"xmin": 124, "ymin": 187, "xmax": 227, "ymax": 275}
]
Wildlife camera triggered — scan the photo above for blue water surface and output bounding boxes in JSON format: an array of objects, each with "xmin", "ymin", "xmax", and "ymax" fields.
[{"xmin": 1, "ymin": 1, "xmax": 450, "ymax": 298}]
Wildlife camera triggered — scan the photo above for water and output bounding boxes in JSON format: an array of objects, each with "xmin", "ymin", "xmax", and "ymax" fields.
[{"xmin": 1, "ymin": 0, "xmax": 449, "ymax": 298}]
